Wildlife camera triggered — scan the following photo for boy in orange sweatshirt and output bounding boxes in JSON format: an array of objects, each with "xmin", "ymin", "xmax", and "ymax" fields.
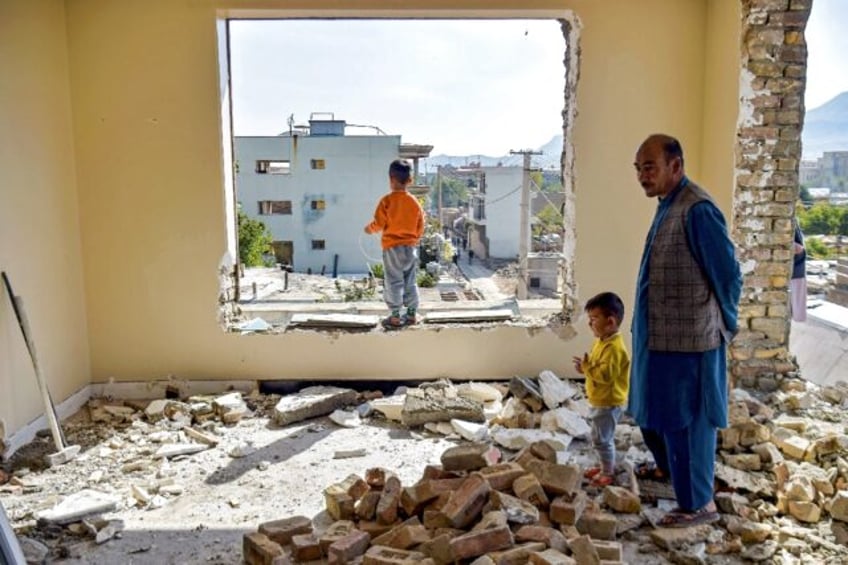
[
  {"xmin": 364, "ymin": 159, "xmax": 425, "ymax": 329},
  {"xmin": 572, "ymin": 292, "xmax": 631, "ymax": 487}
]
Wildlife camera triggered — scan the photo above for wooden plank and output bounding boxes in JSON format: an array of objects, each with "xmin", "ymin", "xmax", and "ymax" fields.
[
  {"xmin": 289, "ymin": 313, "xmax": 379, "ymax": 328},
  {"xmin": 424, "ymin": 309, "xmax": 513, "ymax": 323}
]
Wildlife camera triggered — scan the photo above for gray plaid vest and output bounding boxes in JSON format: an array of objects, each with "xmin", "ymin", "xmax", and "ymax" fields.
[{"xmin": 647, "ymin": 182, "xmax": 723, "ymax": 352}]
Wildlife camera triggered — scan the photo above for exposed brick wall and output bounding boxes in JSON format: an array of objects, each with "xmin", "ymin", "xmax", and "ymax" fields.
[{"xmin": 730, "ymin": 0, "xmax": 812, "ymax": 386}]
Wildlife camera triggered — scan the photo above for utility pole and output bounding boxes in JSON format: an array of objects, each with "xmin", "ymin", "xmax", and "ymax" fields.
[
  {"xmin": 510, "ymin": 149, "xmax": 542, "ymax": 300},
  {"xmin": 436, "ymin": 165, "xmax": 443, "ymax": 227}
]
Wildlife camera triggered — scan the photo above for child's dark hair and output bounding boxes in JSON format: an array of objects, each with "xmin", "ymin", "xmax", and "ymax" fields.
[
  {"xmin": 389, "ymin": 159, "xmax": 412, "ymax": 184},
  {"xmin": 585, "ymin": 292, "xmax": 625, "ymax": 323}
]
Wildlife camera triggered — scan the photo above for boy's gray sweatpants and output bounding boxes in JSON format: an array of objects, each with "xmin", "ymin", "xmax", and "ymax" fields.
[
  {"xmin": 590, "ymin": 405, "xmax": 623, "ymax": 469},
  {"xmin": 382, "ymin": 245, "xmax": 419, "ymax": 311}
]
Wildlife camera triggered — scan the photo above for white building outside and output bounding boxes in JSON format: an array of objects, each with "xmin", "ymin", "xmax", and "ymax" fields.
[{"xmin": 235, "ymin": 118, "xmax": 429, "ymax": 274}]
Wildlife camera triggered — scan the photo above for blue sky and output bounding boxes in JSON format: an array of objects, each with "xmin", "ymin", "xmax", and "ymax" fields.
[
  {"xmin": 229, "ymin": 19, "xmax": 565, "ymax": 156},
  {"xmin": 805, "ymin": 0, "xmax": 848, "ymax": 109},
  {"xmin": 230, "ymin": 4, "xmax": 845, "ymax": 156}
]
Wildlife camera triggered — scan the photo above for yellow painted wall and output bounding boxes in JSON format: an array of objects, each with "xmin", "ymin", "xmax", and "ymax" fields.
[
  {"xmin": 700, "ymin": 0, "xmax": 742, "ymax": 217},
  {"xmin": 0, "ymin": 1, "xmax": 91, "ymax": 434},
  {"xmin": 0, "ymin": 0, "xmax": 742, "ymax": 434}
]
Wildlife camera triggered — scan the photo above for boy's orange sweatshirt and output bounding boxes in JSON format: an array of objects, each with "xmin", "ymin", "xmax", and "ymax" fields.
[{"xmin": 365, "ymin": 190, "xmax": 425, "ymax": 250}]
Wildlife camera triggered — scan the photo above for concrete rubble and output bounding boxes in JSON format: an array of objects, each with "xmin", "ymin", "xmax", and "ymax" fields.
[{"xmin": 0, "ymin": 374, "xmax": 847, "ymax": 562}]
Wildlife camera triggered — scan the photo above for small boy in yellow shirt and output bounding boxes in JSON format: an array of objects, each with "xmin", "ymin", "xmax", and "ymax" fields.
[{"xmin": 572, "ymin": 292, "xmax": 631, "ymax": 487}]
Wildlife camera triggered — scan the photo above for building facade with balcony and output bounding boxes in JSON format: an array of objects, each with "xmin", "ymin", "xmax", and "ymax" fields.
[{"xmin": 235, "ymin": 117, "xmax": 431, "ymax": 274}]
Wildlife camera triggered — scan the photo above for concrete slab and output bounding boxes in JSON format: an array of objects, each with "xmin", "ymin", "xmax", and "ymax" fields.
[
  {"xmin": 790, "ymin": 300, "xmax": 848, "ymax": 387},
  {"xmin": 423, "ymin": 310, "xmax": 513, "ymax": 323}
]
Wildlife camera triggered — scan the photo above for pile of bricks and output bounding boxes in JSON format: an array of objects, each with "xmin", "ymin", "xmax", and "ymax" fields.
[{"xmin": 243, "ymin": 441, "xmax": 629, "ymax": 564}]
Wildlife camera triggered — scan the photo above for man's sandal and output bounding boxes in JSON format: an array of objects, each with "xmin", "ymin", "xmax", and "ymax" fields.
[
  {"xmin": 583, "ymin": 467, "xmax": 603, "ymax": 479},
  {"xmin": 658, "ymin": 506, "xmax": 720, "ymax": 528},
  {"xmin": 634, "ymin": 462, "xmax": 669, "ymax": 482},
  {"xmin": 590, "ymin": 474, "xmax": 614, "ymax": 487}
]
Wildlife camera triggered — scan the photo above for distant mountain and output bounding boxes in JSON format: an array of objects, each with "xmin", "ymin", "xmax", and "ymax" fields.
[
  {"xmin": 803, "ymin": 92, "xmax": 848, "ymax": 159},
  {"xmin": 424, "ymin": 134, "xmax": 563, "ymax": 171}
]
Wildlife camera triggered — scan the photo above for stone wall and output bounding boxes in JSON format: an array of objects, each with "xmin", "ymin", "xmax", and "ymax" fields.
[{"xmin": 731, "ymin": 0, "xmax": 812, "ymax": 387}]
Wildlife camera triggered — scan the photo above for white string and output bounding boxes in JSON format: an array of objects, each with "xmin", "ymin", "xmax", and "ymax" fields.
[{"xmin": 358, "ymin": 231, "xmax": 383, "ymax": 274}]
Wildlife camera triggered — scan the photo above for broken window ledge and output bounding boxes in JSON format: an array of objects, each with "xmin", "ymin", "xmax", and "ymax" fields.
[{"xmin": 231, "ymin": 298, "xmax": 564, "ymax": 332}]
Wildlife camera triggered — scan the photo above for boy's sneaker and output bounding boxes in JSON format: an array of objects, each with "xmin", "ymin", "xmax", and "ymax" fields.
[
  {"xmin": 404, "ymin": 309, "xmax": 417, "ymax": 325},
  {"xmin": 381, "ymin": 315, "xmax": 404, "ymax": 330}
]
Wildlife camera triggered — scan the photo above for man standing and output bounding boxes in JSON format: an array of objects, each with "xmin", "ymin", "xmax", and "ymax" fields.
[{"xmin": 629, "ymin": 134, "xmax": 742, "ymax": 527}]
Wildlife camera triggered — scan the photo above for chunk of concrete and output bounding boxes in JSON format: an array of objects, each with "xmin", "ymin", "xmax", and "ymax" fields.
[
  {"xmin": 273, "ymin": 386, "xmax": 357, "ymax": 426},
  {"xmin": 37, "ymin": 489, "xmax": 120, "ymax": 524},
  {"xmin": 401, "ymin": 387, "xmax": 484, "ymax": 427},
  {"xmin": 537, "ymin": 371, "xmax": 578, "ymax": 410}
]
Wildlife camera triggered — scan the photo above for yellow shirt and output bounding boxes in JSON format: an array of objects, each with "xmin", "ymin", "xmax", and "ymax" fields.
[{"xmin": 584, "ymin": 332, "xmax": 630, "ymax": 408}]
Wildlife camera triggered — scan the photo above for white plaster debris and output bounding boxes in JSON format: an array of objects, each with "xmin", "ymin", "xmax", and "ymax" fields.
[
  {"xmin": 450, "ymin": 419, "xmax": 489, "ymax": 442},
  {"xmin": 423, "ymin": 421, "xmax": 455, "ymax": 437},
  {"xmin": 37, "ymin": 489, "xmax": 121, "ymax": 524},
  {"xmin": 328, "ymin": 409, "xmax": 362, "ymax": 428},
  {"xmin": 369, "ymin": 395, "xmax": 405, "ymax": 421},
  {"xmin": 153, "ymin": 443, "xmax": 208, "ymax": 459},
  {"xmin": 456, "ymin": 382, "xmax": 503, "ymax": 404},
  {"xmin": 489, "ymin": 425, "xmax": 572, "ymax": 452},
  {"xmin": 540, "ymin": 407, "xmax": 591, "ymax": 439},
  {"xmin": 537, "ymin": 370, "xmax": 578, "ymax": 409}
]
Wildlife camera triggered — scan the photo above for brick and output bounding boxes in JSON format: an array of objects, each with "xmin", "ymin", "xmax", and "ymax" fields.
[
  {"xmin": 363, "ymin": 545, "xmax": 432, "ymax": 565},
  {"xmin": 366, "ymin": 467, "xmax": 390, "ymax": 488},
  {"xmin": 328, "ymin": 529, "xmax": 371, "ymax": 564},
  {"xmin": 323, "ymin": 484, "xmax": 355, "ymax": 520},
  {"xmin": 550, "ymin": 492, "xmax": 586, "ymax": 525},
  {"xmin": 400, "ymin": 478, "xmax": 465, "ymax": 515},
  {"xmin": 441, "ymin": 443, "xmax": 502, "ymax": 471},
  {"xmin": 356, "ymin": 490, "xmax": 382, "ymax": 520},
  {"xmin": 339, "ymin": 473, "xmax": 369, "ymax": 500},
  {"xmin": 530, "ymin": 549, "xmax": 576, "ymax": 564},
  {"xmin": 575, "ymin": 511, "xmax": 617, "ymax": 540},
  {"xmin": 591, "ymin": 540, "xmax": 622, "ymax": 561},
  {"xmin": 449, "ymin": 525, "xmax": 514, "ymax": 560},
  {"xmin": 524, "ymin": 459, "xmax": 580, "ymax": 496},
  {"xmin": 529, "ymin": 441, "xmax": 558, "ymax": 463},
  {"xmin": 477, "ymin": 462, "xmax": 526, "ymax": 491},
  {"xmin": 472, "ymin": 510, "xmax": 509, "ymax": 531},
  {"xmin": 515, "ymin": 525, "xmax": 568, "ymax": 553},
  {"xmin": 490, "ymin": 490, "xmax": 540, "ymax": 524},
  {"xmin": 513, "ymin": 474, "xmax": 550, "ymax": 508},
  {"xmin": 243, "ymin": 532, "xmax": 286, "ymax": 565},
  {"xmin": 372, "ymin": 517, "xmax": 431, "ymax": 549},
  {"xmin": 423, "ymin": 509, "xmax": 452, "ymax": 529},
  {"xmin": 258, "ymin": 515, "xmax": 311, "ymax": 546},
  {"xmin": 419, "ymin": 533, "xmax": 455, "ymax": 564},
  {"xmin": 487, "ymin": 542, "xmax": 546, "ymax": 564},
  {"xmin": 567, "ymin": 535, "xmax": 599, "ymax": 564},
  {"xmin": 358, "ymin": 520, "xmax": 397, "ymax": 539},
  {"xmin": 421, "ymin": 465, "xmax": 461, "ymax": 481},
  {"xmin": 602, "ymin": 486, "xmax": 641, "ymax": 514},
  {"xmin": 319, "ymin": 520, "xmax": 356, "ymax": 552},
  {"xmin": 559, "ymin": 525, "xmax": 580, "ymax": 540},
  {"xmin": 291, "ymin": 533, "xmax": 322, "ymax": 561},
  {"xmin": 439, "ymin": 473, "xmax": 491, "ymax": 529},
  {"xmin": 377, "ymin": 475, "xmax": 402, "ymax": 524}
]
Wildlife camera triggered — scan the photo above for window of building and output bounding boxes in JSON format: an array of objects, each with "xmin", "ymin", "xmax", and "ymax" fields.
[
  {"xmin": 258, "ymin": 200, "xmax": 292, "ymax": 215},
  {"xmin": 224, "ymin": 17, "xmax": 574, "ymax": 331},
  {"xmin": 256, "ymin": 160, "xmax": 291, "ymax": 175}
]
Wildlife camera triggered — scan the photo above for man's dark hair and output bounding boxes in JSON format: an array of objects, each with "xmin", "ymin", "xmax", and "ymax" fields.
[
  {"xmin": 585, "ymin": 292, "xmax": 625, "ymax": 323},
  {"xmin": 657, "ymin": 134, "xmax": 684, "ymax": 167},
  {"xmin": 389, "ymin": 159, "xmax": 412, "ymax": 184}
]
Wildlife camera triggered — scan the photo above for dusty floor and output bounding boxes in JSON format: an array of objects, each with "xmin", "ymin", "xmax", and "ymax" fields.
[{"xmin": 2, "ymin": 376, "xmax": 848, "ymax": 564}]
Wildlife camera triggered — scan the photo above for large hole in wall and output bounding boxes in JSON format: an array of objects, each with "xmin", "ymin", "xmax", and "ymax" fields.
[{"xmin": 217, "ymin": 14, "xmax": 579, "ymax": 333}]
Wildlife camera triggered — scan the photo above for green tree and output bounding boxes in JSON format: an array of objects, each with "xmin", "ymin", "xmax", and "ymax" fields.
[
  {"xmin": 798, "ymin": 202, "xmax": 844, "ymax": 235},
  {"xmin": 533, "ymin": 203, "xmax": 564, "ymax": 238},
  {"xmin": 806, "ymin": 237, "xmax": 831, "ymax": 259},
  {"xmin": 237, "ymin": 209, "xmax": 273, "ymax": 267}
]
